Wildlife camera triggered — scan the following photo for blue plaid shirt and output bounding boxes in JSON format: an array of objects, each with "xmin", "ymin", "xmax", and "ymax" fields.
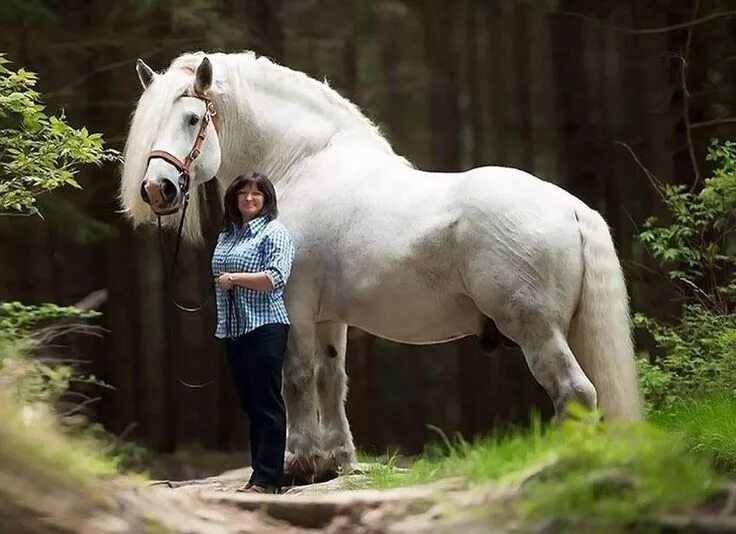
[{"xmin": 211, "ymin": 214, "xmax": 295, "ymax": 339}]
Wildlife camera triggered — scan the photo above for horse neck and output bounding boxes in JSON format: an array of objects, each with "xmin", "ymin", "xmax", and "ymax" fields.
[{"xmin": 217, "ymin": 58, "xmax": 398, "ymax": 185}]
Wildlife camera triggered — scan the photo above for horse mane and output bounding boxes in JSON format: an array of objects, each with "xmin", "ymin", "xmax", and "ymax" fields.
[{"xmin": 120, "ymin": 50, "xmax": 402, "ymax": 242}]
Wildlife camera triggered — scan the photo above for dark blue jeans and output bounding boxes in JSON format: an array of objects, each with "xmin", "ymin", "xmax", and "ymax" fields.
[{"xmin": 225, "ymin": 323, "xmax": 289, "ymax": 488}]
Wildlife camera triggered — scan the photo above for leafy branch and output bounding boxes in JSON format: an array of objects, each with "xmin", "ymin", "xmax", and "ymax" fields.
[{"xmin": 0, "ymin": 54, "xmax": 118, "ymax": 216}]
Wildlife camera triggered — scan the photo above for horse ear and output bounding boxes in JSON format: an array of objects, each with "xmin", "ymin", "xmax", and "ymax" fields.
[
  {"xmin": 136, "ymin": 59, "xmax": 156, "ymax": 89},
  {"xmin": 194, "ymin": 57, "xmax": 213, "ymax": 94}
]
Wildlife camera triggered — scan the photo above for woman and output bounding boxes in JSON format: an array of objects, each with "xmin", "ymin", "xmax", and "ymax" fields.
[{"xmin": 212, "ymin": 171, "xmax": 295, "ymax": 494}]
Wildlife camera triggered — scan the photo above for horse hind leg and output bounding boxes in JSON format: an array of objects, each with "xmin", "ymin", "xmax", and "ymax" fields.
[
  {"xmin": 495, "ymin": 307, "xmax": 597, "ymax": 418},
  {"xmin": 524, "ymin": 328, "xmax": 597, "ymax": 418},
  {"xmin": 316, "ymin": 321, "xmax": 355, "ymax": 478}
]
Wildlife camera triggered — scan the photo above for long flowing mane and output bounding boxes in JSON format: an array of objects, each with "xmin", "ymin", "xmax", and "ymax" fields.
[{"xmin": 121, "ymin": 50, "xmax": 402, "ymax": 241}]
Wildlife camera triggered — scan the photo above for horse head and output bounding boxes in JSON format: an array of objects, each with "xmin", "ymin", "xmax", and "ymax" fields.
[{"xmin": 133, "ymin": 56, "xmax": 221, "ymax": 217}]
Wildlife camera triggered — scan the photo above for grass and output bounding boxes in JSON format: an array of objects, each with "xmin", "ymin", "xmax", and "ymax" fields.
[
  {"xmin": 0, "ymin": 341, "xmax": 131, "ymax": 495},
  {"xmin": 517, "ymin": 421, "xmax": 718, "ymax": 529},
  {"xmin": 0, "ymin": 390, "xmax": 119, "ymax": 498},
  {"xmin": 355, "ymin": 410, "xmax": 723, "ymax": 530},
  {"xmin": 650, "ymin": 396, "xmax": 736, "ymax": 475}
]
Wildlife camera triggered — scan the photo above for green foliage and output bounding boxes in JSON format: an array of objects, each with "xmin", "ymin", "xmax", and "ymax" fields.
[
  {"xmin": 0, "ymin": 54, "xmax": 117, "ymax": 216},
  {"xmin": 0, "ymin": 302, "xmax": 103, "ymax": 407},
  {"xmin": 637, "ymin": 141, "xmax": 736, "ymax": 297},
  {"xmin": 0, "ymin": 344, "xmax": 120, "ymax": 488},
  {"xmin": 357, "ymin": 416, "xmax": 720, "ymax": 530},
  {"xmin": 634, "ymin": 306, "xmax": 736, "ymax": 411},
  {"xmin": 0, "ymin": 55, "xmax": 138, "ymax": 484},
  {"xmin": 636, "ymin": 140, "xmax": 736, "ymax": 412},
  {"xmin": 652, "ymin": 397, "xmax": 736, "ymax": 475},
  {"xmin": 703, "ymin": 140, "xmax": 736, "ymax": 208},
  {"xmin": 78, "ymin": 423, "xmax": 151, "ymax": 477},
  {"xmin": 519, "ymin": 422, "xmax": 716, "ymax": 530},
  {"xmin": 0, "ymin": 301, "xmax": 100, "ymax": 343},
  {"xmin": 0, "ymin": 319, "xmax": 149, "ymax": 480},
  {"xmin": 0, "ymin": 392, "xmax": 120, "ymax": 491}
]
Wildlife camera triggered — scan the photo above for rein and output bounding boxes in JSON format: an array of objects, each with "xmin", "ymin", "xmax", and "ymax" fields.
[
  {"xmin": 155, "ymin": 199, "xmax": 214, "ymax": 314},
  {"xmin": 155, "ymin": 200, "xmax": 216, "ymax": 390},
  {"xmin": 151, "ymin": 90, "xmax": 218, "ymax": 389}
]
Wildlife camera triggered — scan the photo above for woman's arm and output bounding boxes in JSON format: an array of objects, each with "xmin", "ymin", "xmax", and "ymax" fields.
[
  {"xmin": 260, "ymin": 226, "xmax": 295, "ymax": 290},
  {"xmin": 216, "ymin": 271, "xmax": 273, "ymax": 291},
  {"xmin": 230, "ymin": 271, "xmax": 273, "ymax": 291},
  {"xmin": 216, "ymin": 225, "xmax": 295, "ymax": 292}
]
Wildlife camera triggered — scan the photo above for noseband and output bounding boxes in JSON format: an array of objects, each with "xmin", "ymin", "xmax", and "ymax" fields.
[{"xmin": 147, "ymin": 91, "xmax": 217, "ymax": 208}]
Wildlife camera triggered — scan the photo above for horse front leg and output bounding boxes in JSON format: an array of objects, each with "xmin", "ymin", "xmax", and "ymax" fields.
[
  {"xmin": 316, "ymin": 321, "xmax": 355, "ymax": 478},
  {"xmin": 283, "ymin": 322, "xmax": 322, "ymax": 484}
]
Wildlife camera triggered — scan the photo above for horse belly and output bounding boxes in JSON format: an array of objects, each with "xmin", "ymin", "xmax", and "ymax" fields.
[{"xmin": 330, "ymin": 280, "xmax": 482, "ymax": 344}]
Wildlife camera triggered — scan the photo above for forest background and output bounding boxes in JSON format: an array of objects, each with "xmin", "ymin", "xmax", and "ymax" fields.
[{"xmin": 1, "ymin": 0, "xmax": 735, "ymax": 461}]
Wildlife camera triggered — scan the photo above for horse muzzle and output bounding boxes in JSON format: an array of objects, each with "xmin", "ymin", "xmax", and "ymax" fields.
[{"xmin": 141, "ymin": 177, "xmax": 182, "ymax": 215}]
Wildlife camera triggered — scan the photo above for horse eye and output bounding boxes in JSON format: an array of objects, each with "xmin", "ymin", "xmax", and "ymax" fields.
[{"xmin": 188, "ymin": 114, "xmax": 199, "ymax": 126}]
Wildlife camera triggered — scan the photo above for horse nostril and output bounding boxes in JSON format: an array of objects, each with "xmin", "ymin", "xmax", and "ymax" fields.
[
  {"xmin": 161, "ymin": 178, "xmax": 178, "ymax": 203},
  {"xmin": 140, "ymin": 182, "xmax": 150, "ymax": 204}
]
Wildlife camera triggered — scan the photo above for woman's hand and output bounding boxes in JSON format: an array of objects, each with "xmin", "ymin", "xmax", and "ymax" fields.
[{"xmin": 216, "ymin": 273, "xmax": 235, "ymax": 291}]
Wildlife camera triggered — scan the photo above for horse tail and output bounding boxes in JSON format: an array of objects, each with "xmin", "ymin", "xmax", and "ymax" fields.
[{"xmin": 568, "ymin": 205, "xmax": 643, "ymax": 420}]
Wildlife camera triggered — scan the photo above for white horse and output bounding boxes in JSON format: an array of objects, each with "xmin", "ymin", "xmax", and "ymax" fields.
[{"xmin": 121, "ymin": 51, "xmax": 642, "ymax": 482}]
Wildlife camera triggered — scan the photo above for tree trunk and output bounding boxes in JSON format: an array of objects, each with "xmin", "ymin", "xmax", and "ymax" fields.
[
  {"xmin": 376, "ymin": 1, "xmax": 404, "ymax": 147},
  {"xmin": 420, "ymin": 0, "xmax": 460, "ymax": 171},
  {"xmin": 244, "ymin": 0, "xmax": 284, "ymax": 59}
]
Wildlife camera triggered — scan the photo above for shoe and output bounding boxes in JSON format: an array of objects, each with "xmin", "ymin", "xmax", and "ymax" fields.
[
  {"xmin": 236, "ymin": 481, "xmax": 254, "ymax": 492},
  {"xmin": 237, "ymin": 482, "xmax": 280, "ymax": 494}
]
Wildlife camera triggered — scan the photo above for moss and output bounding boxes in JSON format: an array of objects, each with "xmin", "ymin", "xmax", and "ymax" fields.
[
  {"xmin": 517, "ymin": 422, "xmax": 718, "ymax": 531},
  {"xmin": 355, "ymin": 415, "xmax": 721, "ymax": 530},
  {"xmin": 143, "ymin": 515, "xmax": 173, "ymax": 534}
]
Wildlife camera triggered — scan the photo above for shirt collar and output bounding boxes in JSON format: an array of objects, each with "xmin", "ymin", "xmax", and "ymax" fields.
[{"xmin": 239, "ymin": 214, "xmax": 269, "ymax": 237}]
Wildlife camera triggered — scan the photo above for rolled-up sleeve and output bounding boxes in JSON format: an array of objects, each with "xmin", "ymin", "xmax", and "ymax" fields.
[{"xmin": 262, "ymin": 226, "xmax": 295, "ymax": 291}]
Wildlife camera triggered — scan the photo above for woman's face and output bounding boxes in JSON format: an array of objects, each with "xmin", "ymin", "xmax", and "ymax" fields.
[{"xmin": 237, "ymin": 183, "xmax": 265, "ymax": 222}]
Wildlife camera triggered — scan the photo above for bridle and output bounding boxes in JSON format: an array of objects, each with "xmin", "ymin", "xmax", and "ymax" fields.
[
  {"xmin": 146, "ymin": 90, "xmax": 218, "ymax": 214},
  {"xmin": 147, "ymin": 91, "xmax": 219, "ymax": 389},
  {"xmin": 148, "ymin": 89, "xmax": 219, "ymax": 310}
]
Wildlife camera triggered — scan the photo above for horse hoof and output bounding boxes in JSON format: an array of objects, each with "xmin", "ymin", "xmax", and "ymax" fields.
[
  {"xmin": 284, "ymin": 450, "xmax": 326, "ymax": 485},
  {"xmin": 323, "ymin": 446, "xmax": 355, "ymax": 475},
  {"xmin": 284, "ymin": 449, "xmax": 351, "ymax": 485}
]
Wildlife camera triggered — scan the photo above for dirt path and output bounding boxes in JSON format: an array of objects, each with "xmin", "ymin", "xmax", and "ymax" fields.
[
  {"xmin": 8, "ymin": 463, "xmax": 736, "ymax": 532},
  {"xmin": 137, "ymin": 467, "xmax": 511, "ymax": 533},
  {"xmin": 133, "ymin": 465, "xmax": 736, "ymax": 533}
]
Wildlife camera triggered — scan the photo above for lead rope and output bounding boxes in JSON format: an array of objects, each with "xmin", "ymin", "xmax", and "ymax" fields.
[
  {"xmin": 156, "ymin": 191, "xmax": 215, "ymax": 388},
  {"xmin": 224, "ymin": 229, "xmax": 242, "ymax": 339},
  {"xmin": 226, "ymin": 289, "xmax": 241, "ymax": 340}
]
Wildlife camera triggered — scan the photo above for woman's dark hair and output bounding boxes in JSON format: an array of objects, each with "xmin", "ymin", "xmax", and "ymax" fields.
[{"xmin": 221, "ymin": 172, "xmax": 278, "ymax": 231}]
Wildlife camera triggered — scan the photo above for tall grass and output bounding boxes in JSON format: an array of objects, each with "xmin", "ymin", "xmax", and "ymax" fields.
[
  {"xmin": 0, "ymin": 340, "xmax": 141, "ymax": 487},
  {"xmin": 651, "ymin": 396, "xmax": 736, "ymax": 475},
  {"xmin": 357, "ymin": 414, "xmax": 721, "ymax": 529}
]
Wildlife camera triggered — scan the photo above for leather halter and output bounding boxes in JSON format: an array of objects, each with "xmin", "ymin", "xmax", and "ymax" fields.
[{"xmin": 147, "ymin": 91, "xmax": 217, "ymax": 209}]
